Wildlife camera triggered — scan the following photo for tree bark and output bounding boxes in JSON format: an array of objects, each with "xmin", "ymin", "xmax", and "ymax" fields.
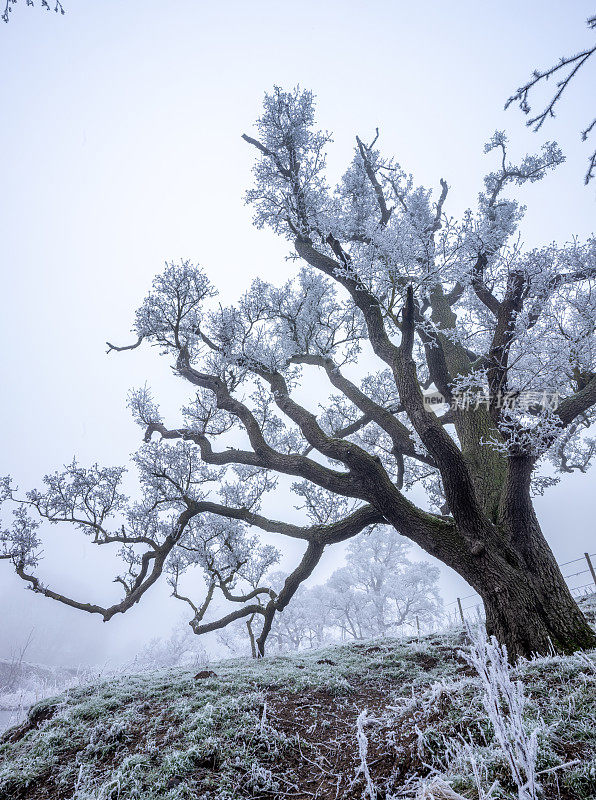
[
  {"xmin": 381, "ymin": 467, "xmax": 596, "ymax": 660},
  {"xmin": 454, "ymin": 526, "xmax": 595, "ymax": 659},
  {"xmin": 482, "ymin": 454, "xmax": 596, "ymax": 657},
  {"xmin": 472, "ymin": 550, "xmax": 595, "ymax": 659}
]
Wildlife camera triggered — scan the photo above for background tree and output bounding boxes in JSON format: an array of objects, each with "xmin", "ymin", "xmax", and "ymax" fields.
[
  {"xmin": 267, "ymin": 579, "xmax": 316, "ymax": 652},
  {"xmin": 506, "ymin": 12, "xmax": 596, "ymax": 184},
  {"xmin": 324, "ymin": 528, "xmax": 442, "ymax": 640},
  {"xmin": 264, "ymin": 532, "xmax": 441, "ymax": 652},
  {"xmin": 2, "ymin": 88, "xmax": 596, "ymax": 659},
  {"xmin": 133, "ymin": 623, "xmax": 209, "ymax": 670}
]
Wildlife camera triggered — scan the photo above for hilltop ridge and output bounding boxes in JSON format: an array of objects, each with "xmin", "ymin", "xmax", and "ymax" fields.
[{"xmin": 1, "ymin": 602, "xmax": 595, "ymax": 800}]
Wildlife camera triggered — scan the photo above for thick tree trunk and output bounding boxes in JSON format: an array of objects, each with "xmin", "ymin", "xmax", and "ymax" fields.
[
  {"xmin": 436, "ymin": 519, "xmax": 596, "ymax": 660},
  {"xmin": 480, "ymin": 454, "xmax": 596, "ymax": 657},
  {"xmin": 474, "ymin": 555, "xmax": 595, "ymax": 659},
  {"xmin": 441, "ymin": 538, "xmax": 596, "ymax": 659},
  {"xmin": 382, "ymin": 458, "xmax": 596, "ymax": 659}
]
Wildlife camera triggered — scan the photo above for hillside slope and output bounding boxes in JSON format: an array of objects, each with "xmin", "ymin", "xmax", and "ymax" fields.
[{"xmin": 0, "ymin": 615, "xmax": 595, "ymax": 800}]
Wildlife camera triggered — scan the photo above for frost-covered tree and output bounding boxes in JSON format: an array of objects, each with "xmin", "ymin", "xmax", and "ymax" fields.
[
  {"xmin": 324, "ymin": 529, "xmax": 441, "ymax": 640},
  {"xmin": 2, "ymin": 88, "xmax": 596, "ymax": 659},
  {"xmin": 506, "ymin": 12, "xmax": 596, "ymax": 184},
  {"xmin": 134, "ymin": 623, "xmax": 209, "ymax": 670},
  {"xmin": 248, "ymin": 532, "xmax": 440, "ymax": 652}
]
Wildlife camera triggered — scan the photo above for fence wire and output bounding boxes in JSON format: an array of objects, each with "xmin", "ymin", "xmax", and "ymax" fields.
[{"xmin": 445, "ymin": 551, "xmax": 596, "ymax": 621}]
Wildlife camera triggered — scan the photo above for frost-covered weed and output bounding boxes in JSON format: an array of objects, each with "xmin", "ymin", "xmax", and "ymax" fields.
[
  {"xmin": 440, "ymin": 733, "xmax": 499, "ymax": 800},
  {"xmin": 83, "ymin": 719, "xmax": 132, "ymax": 758},
  {"xmin": 462, "ymin": 626, "xmax": 541, "ymax": 800},
  {"xmin": 245, "ymin": 761, "xmax": 280, "ymax": 792},
  {"xmin": 354, "ymin": 710, "xmax": 377, "ymax": 800},
  {"xmin": 413, "ymin": 776, "xmax": 470, "ymax": 799}
]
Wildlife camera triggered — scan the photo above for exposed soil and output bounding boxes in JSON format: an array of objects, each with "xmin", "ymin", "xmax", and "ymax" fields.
[{"xmin": 264, "ymin": 681, "xmax": 420, "ymax": 799}]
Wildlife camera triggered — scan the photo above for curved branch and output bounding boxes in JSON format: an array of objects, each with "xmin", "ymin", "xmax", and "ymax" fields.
[
  {"xmin": 190, "ymin": 602, "xmax": 266, "ymax": 635},
  {"xmin": 256, "ymin": 366, "xmax": 388, "ymax": 479},
  {"xmin": 356, "ymin": 132, "xmax": 391, "ymax": 226},
  {"xmin": 185, "ymin": 499, "xmax": 383, "ymax": 546},
  {"xmin": 295, "ymin": 237, "xmax": 487, "ymax": 535},
  {"xmin": 13, "ymin": 507, "xmax": 196, "ymax": 622},
  {"xmin": 144, "ymin": 419, "xmax": 358, "ymax": 499},
  {"xmin": 257, "ymin": 539, "xmax": 325, "ymax": 656},
  {"xmin": 172, "ymin": 350, "xmax": 362, "ymax": 498},
  {"xmin": 106, "ymin": 335, "xmax": 144, "ymax": 354},
  {"xmin": 555, "ymin": 374, "xmax": 596, "ymax": 428},
  {"xmin": 471, "ymin": 253, "xmax": 500, "ymax": 315},
  {"xmin": 288, "ymin": 353, "xmax": 435, "ymax": 466}
]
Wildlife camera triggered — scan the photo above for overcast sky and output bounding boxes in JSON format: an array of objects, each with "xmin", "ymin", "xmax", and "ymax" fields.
[{"xmin": 1, "ymin": 0, "xmax": 595, "ymax": 665}]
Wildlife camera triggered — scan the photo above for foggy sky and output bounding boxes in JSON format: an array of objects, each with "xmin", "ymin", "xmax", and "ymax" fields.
[{"xmin": 1, "ymin": 0, "xmax": 595, "ymax": 666}]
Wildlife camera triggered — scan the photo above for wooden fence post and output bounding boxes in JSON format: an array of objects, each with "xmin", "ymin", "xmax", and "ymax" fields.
[
  {"xmin": 585, "ymin": 553, "xmax": 596, "ymax": 589},
  {"xmin": 457, "ymin": 597, "xmax": 465, "ymax": 626}
]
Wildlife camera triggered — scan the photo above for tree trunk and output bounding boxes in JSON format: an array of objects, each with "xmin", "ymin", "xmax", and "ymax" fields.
[
  {"xmin": 436, "ymin": 523, "xmax": 596, "ymax": 660},
  {"xmin": 479, "ymin": 454, "xmax": 596, "ymax": 658},
  {"xmin": 474, "ymin": 555, "xmax": 595, "ymax": 659},
  {"xmin": 246, "ymin": 616, "xmax": 257, "ymax": 659},
  {"xmin": 382, "ymin": 458, "xmax": 596, "ymax": 659}
]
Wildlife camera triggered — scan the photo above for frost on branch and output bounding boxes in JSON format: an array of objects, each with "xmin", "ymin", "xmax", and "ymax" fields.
[
  {"xmin": 219, "ymin": 465, "xmax": 276, "ymax": 511},
  {"xmin": 25, "ymin": 460, "xmax": 127, "ymax": 533},
  {"xmin": 0, "ymin": 506, "xmax": 41, "ymax": 569},
  {"xmin": 471, "ymin": 134, "xmax": 564, "ymax": 257},
  {"xmin": 121, "ymin": 260, "xmax": 215, "ymax": 356},
  {"xmin": 2, "ymin": 0, "xmax": 65, "ymax": 24},
  {"xmin": 128, "ymin": 385, "xmax": 162, "ymax": 428},
  {"xmin": 244, "ymin": 86, "xmax": 332, "ymax": 238},
  {"xmin": 291, "ymin": 480, "xmax": 355, "ymax": 524},
  {"xmin": 506, "ymin": 15, "xmax": 596, "ymax": 184},
  {"xmin": 134, "ymin": 441, "xmax": 223, "ymax": 507}
]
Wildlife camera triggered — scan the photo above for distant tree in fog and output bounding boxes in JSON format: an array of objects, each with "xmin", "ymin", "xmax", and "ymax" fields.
[
  {"xmin": 266, "ymin": 531, "xmax": 441, "ymax": 653},
  {"xmin": 134, "ymin": 624, "xmax": 209, "ymax": 670},
  {"xmin": 324, "ymin": 529, "xmax": 442, "ymax": 640}
]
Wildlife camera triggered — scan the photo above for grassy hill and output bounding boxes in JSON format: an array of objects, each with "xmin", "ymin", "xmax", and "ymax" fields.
[{"xmin": 1, "ymin": 603, "xmax": 595, "ymax": 800}]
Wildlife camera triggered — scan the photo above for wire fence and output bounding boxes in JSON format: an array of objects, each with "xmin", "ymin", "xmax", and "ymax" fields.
[{"xmin": 442, "ymin": 551, "xmax": 596, "ymax": 627}]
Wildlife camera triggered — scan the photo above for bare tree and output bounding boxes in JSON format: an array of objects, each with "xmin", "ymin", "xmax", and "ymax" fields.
[
  {"xmin": 506, "ymin": 13, "xmax": 596, "ymax": 184},
  {"xmin": 0, "ymin": 629, "xmax": 34, "ymax": 693},
  {"xmin": 2, "ymin": 89, "xmax": 596, "ymax": 659}
]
